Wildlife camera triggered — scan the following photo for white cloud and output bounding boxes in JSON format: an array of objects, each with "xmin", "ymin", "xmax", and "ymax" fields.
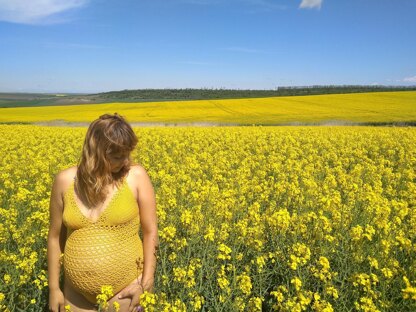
[
  {"xmin": 403, "ymin": 76, "xmax": 416, "ymax": 83},
  {"xmin": 0, "ymin": 0, "xmax": 88, "ymax": 24},
  {"xmin": 299, "ymin": 0, "xmax": 322, "ymax": 9}
]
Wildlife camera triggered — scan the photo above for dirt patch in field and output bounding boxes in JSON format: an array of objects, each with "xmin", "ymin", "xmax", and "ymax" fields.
[
  {"xmin": 32, "ymin": 120, "xmax": 240, "ymax": 127},
  {"xmin": 19, "ymin": 119, "xmax": 416, "ymax": 127}
]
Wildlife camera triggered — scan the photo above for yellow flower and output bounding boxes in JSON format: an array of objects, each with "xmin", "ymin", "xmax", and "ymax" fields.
[
  {"xmin": 204, "ymin": 224, "xmax": 215, "ymax": 241},
  {"xmin": 247, "ymin": 296, "xmax": 263, "ymax": 311},
  {"xmin": 318, "ymin": 256, "xmax": 330, "ymax": 271},
  {"xmin": 168, "ymin": 252, "xmax": 177, "ymax": 262},
  {"xmin": 402, "ymin": 276, "xmax": 416, "ymax": 300},
  {"xmin": 217, "ymin": 243, "xmax": 232, "ymax": 261},
  {"xmin": 363, "ymin": 225, "xmax": 376, "ymax": 241},
  {"xmin": 237, "ymin": 272, "xmax": 252, "ymax": 296},
  {"xmin": 251, "ymin": 255, "xmax": 266, "ymax": 273},
  {"xmin": 367, "ymin": 256, "xmax": 379, "ymax": 270},
  {"xmin": 291, "ymin": 277, "xmax": 302, "ymax": 292},
  {"xmin": 217, "ymin": 265, "xmax": 230, "ymax": 293},
  {"xmin": 288, "ymin": 243, "xmax": 311, "ymax": 270},
  {"xmin": 3, "ymin": 274, "xmax": 11, "ymax": 284},
  {"xmin": 189, "ymin": 291, "xmax": 205, "ymax": 310},
  {"xmin": 173, "ymin": 267, "xmax": 187, "ymax": 283},
  {"xmin": 159, "ymin": 226, "xmax": 176, "ymax": 243},
  {"xmin": 325, "ymin": 286, "xmax": 339, "ymax": 300},
  {"xmin": 350, "ymin": 225, "xmax": 363, "ymax": 241},
  {"xmin": 381, "ymin": 268, "xmax": 393, "ymax": 279},
  {"xmin": 139, "ymin": 291, "xmax": 158, "ymax": 311},
  {"xmin": 270, "ymin": 289, "xmax": 285, "ymax": 303},
  {"xmin": 354, "ymin": 296, "xmax": 380, "ymax": 312},
  {"xmin": 96, "ymin": 285, "xmax": 114, "ymax": 310}
]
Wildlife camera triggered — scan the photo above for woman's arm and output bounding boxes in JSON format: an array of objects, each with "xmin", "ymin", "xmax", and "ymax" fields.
[
  {"xmin": 47, "ymin": 172, "xmax": 67, "ymax": 311},
  {"xmin": 136, "ymin": 166, "xmax": 159, "ymax": 292}
]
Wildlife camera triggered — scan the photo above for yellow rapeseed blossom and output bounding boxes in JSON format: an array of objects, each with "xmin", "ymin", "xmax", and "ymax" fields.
[
  {"xmin": 139, "ymin": 291, "xmax": 158, "ymax": 312},
  {"xmin": 237, "ymin": 272, "xmax": 252, "ymax": 296},
  {"xmin": 247, "ymin": 296, "xmax": 263, "ymax": 311},
  {"xmin": 354, "ymin": 296, "xmax": 380, "ymax": 312},
  {"xmin": 291, "ymin": 277, "xmax": 302, "ymax": 292},
  {"xmin": 112, "ymin": 301, "xmax": 120, "ymax": 312},
  {"xmin": 217, "ymin": 243, "xmax": 232, "ymax": 261},
  {"xmin": 1, "ymin": 125, "xmax": 416, "ymax": 311},
  {"xmin": 159, "ymin": 226, "xmax": 176, "ymax": 242},
  {"xmin": 402, "ymin": 276, "xmax": 416, "ymax": 300},
  {"xmin": 288, "ymin": 243, "xmax": 311, "ymax": 270},
  {"xmin": 96, "ymin": 285, "xmax": 114, "ymax": 310},
  {"xmin": 204, "ymin": 224, "xmax": 215, "ymax": 241}
]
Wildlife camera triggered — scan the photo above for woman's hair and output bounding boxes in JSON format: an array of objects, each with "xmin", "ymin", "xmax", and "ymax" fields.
[{"xmin": 75, "ymin": 113, "xmax": 138, "ymax": 208}]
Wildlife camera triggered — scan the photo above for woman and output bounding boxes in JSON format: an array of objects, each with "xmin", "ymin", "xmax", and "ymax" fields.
[{"xmin": 47, "ymin": 113, "xmax": 158, "ymax": 312}]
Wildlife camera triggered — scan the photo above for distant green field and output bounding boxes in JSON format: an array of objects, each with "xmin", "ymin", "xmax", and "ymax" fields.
[
  {"xmin": 1, "ymin": 86, "xmax": 416, "ymax": 108},
  {"xmin": 0, "ymin": 91, "xmax": 415, "ymax": 126}
]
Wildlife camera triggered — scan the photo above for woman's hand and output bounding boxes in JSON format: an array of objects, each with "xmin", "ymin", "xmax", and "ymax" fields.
[
  {"xmin": 117, "ymin": 277, "xmax": 144, "ymax": 312},
  {"xmin": 48, "ymin": 288, "xmax": 65, "ymax": 312}
]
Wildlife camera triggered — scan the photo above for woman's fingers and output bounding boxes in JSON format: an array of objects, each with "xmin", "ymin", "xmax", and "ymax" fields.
[
  {"xmin": 118, "ymin": 286, "xmax": 133, "ymax": 299},
  {"xmin": 128, "ymin": 292, "xmax": 140, "ymax": 312},
  {"xmin": 120, "ymin": 275, "xmax": 143, "ymax": 299}
]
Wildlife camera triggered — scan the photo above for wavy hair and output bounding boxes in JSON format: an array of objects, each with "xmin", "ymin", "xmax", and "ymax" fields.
[{"xmin": 75, "ymin": 113, "xmax": 138, "ymax": 208}]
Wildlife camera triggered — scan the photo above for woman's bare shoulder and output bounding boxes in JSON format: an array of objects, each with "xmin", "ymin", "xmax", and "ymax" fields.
[
  {"xmin": 129, "ymin": 164, "xmax": 149, "ymax": 178},
  {"xmin": 53, "ymin": 166, "xmax": 77, "ymax": 191},
  {"xmin": 57, "ymin": 166, "xmax": 77, "ymax": 178}
]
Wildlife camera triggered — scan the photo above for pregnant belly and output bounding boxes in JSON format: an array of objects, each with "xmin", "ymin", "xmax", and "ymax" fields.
[{"xmin": 63, "ymin": 226, "xmax": 143, "ymax": 304}]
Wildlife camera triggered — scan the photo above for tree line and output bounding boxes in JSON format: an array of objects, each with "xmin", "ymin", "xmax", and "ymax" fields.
[{"xmin": 95, "ymin": 85, "xmax": 416, "ymax": 101}]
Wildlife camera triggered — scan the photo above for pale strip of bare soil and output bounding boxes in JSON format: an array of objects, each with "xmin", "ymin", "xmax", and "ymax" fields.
[
  {"xmin": 31, "ymin": 120, "xmax": 239, "ymax": 127},
  {"xmin": 7, "ymin": 120, "xmax": 415, "ymax": 127}
]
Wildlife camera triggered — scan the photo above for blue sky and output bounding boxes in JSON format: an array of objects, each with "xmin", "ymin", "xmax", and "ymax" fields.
[{"xmin": 0, "ymin": 0, "xmax": 415, "ymax": 93}]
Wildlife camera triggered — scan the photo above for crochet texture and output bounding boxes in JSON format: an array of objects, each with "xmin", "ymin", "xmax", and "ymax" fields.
[{"xmin": 62, "ymin": 177, "xmax": 144, "ymax": 304}]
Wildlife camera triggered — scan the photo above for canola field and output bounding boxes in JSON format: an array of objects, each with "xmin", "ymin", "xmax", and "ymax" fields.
[
  {"xmin": 0, "ymin": 91, "xmax": 415, "ymax": 125},
  {"xmin": 0, "ymin": 124, "xmax": 416, "ymax": 311}
]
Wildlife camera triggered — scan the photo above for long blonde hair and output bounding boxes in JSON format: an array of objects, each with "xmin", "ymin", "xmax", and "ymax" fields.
[{"xmin": 75, "ymin": 113, "xmax": 138, "ymax": 208}]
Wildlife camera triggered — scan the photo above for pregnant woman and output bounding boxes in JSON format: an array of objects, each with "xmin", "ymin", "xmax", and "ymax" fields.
[{"xmin": 47, "ymin": 113, "xmax": 158, "ymax": 312}]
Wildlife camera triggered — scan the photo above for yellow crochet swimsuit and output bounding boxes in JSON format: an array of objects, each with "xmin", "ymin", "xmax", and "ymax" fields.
[{"xmin": 62, "ymin": 176, "xmax": 143, "ymax": 304}]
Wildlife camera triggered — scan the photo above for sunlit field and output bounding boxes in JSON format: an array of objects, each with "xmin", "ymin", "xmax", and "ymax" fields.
[
  {"xmin": 0, "ymin": 91, "xmax": 415, "ymax": 125},
  {"xmin": 0, "ymin": 124, "xmax": 415, "ymax": 311}
]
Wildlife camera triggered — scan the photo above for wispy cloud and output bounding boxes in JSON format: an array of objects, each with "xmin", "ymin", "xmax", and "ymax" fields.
[
  {"xmin": 299, "ymin": 0, "xmax": 322, "ymax": 10},
  {"xmin": 243, "ymin": 0, "xmax": 286, "ymax": 11},
  {"xmin": 0, "ymin": 0, "xmax": 88, "ymax": 24},
  {"xmin": 403, "ymin": 75, "xmax": 416, "ymax": 83}
]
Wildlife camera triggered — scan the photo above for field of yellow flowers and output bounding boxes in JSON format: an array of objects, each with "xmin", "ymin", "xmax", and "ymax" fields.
[
  {"xmin": 0, "ymin": 91, "xmax": 415, "ymax": 125},
  {"xmin": 0, "ymin": 124, "xmax": 415, "ymax": 311}
]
